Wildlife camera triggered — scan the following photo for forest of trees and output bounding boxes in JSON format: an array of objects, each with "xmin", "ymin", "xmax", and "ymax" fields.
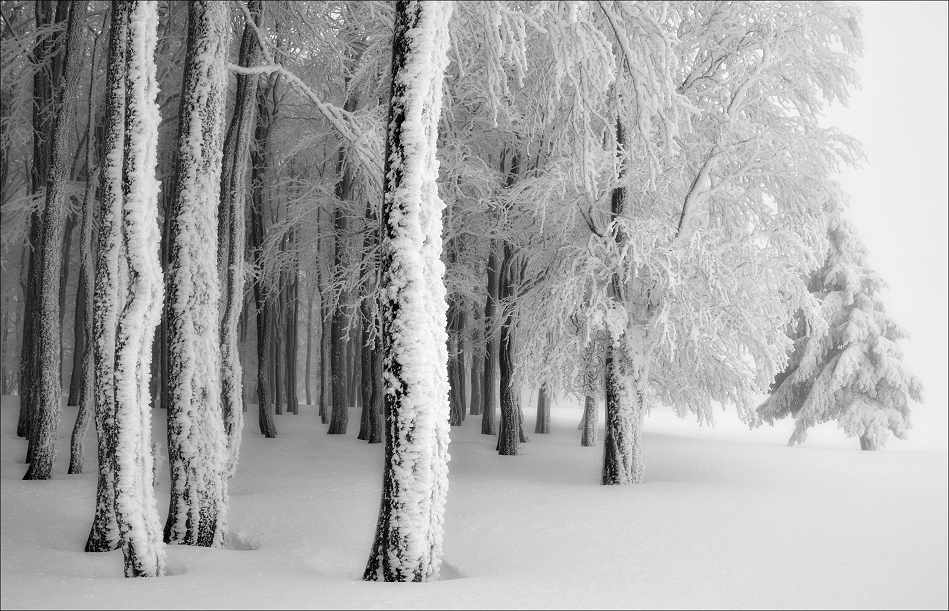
[{"xmin": 0, "ymin": 0, "xmax": 923, "ymax": 581}]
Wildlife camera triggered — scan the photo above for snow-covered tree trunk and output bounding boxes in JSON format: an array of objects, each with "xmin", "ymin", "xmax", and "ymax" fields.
[
  {"xmin": 112, "ymin": 0, "xmax": 166, "ymax": 577},
  {"xmin": 218, "ymin": 0, "xmax": 264, "ymax": 475},
  {"xmin": 163, "ymin": 0, "xmax": 231, "ymax": 548},
  {"xmin": 23, "ymin": 0, "xmax": 88, "ymax": 481},
  {"xmin": 85, "ymin": 0, "xmax": 130, "ymax": 553},
  {"xmin": 363, "ymin": 0, "xmax": 453, "ymax": 583}
]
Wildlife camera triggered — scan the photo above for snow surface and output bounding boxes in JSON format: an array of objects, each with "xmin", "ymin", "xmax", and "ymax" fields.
[{"xmin": 1, "ymin": 394, "xmax": 946, "ymax": 609}]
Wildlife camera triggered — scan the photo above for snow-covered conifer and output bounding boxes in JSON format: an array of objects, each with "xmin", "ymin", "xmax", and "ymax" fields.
[
  {"xmin": 163, "ymin": 0, "xmax": 231, "ymax": 547},
  {"xmin": 759, "ymin": 218, "xmax": 923, "ymax": 450},
  {"xmin": 364, "ymin": 0, "xmax": 454, "ymax": 583}
]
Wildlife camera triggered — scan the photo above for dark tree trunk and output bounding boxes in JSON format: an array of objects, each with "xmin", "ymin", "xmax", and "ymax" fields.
[
  {"xmin": 497, "ymin": 242, "xmax": 520, "ymax": 455},
  {"xmin": 480, "ymin": 243, "xmax": 499, "ymax": 435},
  {"xmin": 24, "ymin": 0, "xmax": 88, "ymax": 481},
  {"xmin": 286, "ymin": 261, "xmax": 299, "ymax": 415},
  {"xmin": 273, "ymin": 274, "xmax": 284, "ymax": 416},
  {"xmin": 67, "ymin": 62, "xmax": 101, "ymax": 473},
  {"xmin": 305, "ymin": 280, "xmax": 315, "ymax": 406},
  {"xmin": 218, "ymin": 0, "xmax": 263, "ymax": 472},
  {"xmin": 357, "ymin": 318, "xmax": 372, "ymax": 440},
  {"xmin": 18, "ymin": 0, "xmax": 65, "ymax": 442},
  {"xmin": 534, "ymin": 384, "xmax": 550, "ymax": 434},
  {"xmin": 251, "ymin": 81, "xmax": 276, "ymax": 439}
]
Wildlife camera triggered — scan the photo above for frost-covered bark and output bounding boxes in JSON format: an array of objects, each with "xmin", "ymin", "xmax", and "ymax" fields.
[
  {"xmin": 218, "ymin": 0, "xmax": 264, "ymax": 476},
  {"xmin": 86, "ymin": 0, "xmax": 130, "ymax": 553},
  {"xmin": 602, "ymin": 335, "xmax": 645, "ymax": 484},
  {"xmin": 23, "ymin": 0, "xmax": 88, "ymax": 481},
  {"xmin": 163, "ymin": 0, "xmax": 231, "ymax": 548},
  {"xmin": 364, "ymin": 0, "xmax": 453, "ymax": 583},
  {"xmin": 601, "ymin": 119, "xmax": 644, "ymax": 485},
  {"xmin": 112, "ymin": 0, "xmax": 166, "ymax": 577},
  {"xmin": 758, "ymin": 219, "xmax": 923, "ymax": 450}
]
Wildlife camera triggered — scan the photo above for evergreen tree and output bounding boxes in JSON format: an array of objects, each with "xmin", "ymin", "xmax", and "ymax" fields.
[{"xmin": 758, "ymin": 218, "xmax": 923, "ymax": 450}]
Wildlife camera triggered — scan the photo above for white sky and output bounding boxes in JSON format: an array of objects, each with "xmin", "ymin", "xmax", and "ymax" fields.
[{"xmin": 823, "ymin": 1, "xmax": 949, "ymax": 450}]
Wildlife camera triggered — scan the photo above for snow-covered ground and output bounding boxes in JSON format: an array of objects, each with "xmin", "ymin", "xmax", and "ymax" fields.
[{"xmin": 2, "ymin": 394, "xmax": 946, "ymax": 609}]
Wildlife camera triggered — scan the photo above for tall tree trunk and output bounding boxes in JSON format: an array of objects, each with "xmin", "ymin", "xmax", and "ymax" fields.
[
  {"xmin": 364, "ymin": 0, "xmax": 453, "ymax": 582},
  {"xmin": 497, "ymin": 245, "xmax": 520, "ymax": 455},
  {"xmin": 534, "ymin": 384, "xmax": 550, "ymax": 434},
  {"xmin": 286, "ymin": 255, "xmax": 299, "ymax": 415},
  {"xmin": 163, "ymin": 0, "xmax": 232, "ymax": 548},
  {"xmin": 18, "ymin": 0, "xmax": 65, "ymax": 442},
  {"xmin": 273, "ymin": 271, "xmax": 284, "ymax": 416},
  {"xmin": 357, "ymin": 318, "xmax": 372, "ymax": 440},
  {"xmin": 480, "ymin": 243, "xmax": 499, "ymax": 435},
  {"xmin": 468, "ymin": 303, "xmax": 483, "ymax": 416},
  {"xmin": 66, "ymin": 232, "xmax": 88, "ymax": 407},
  {"xmin": 86, "ymin": 0, "xmax": 129, "ymax": 553},
  {"xmin": 601, "ymin": 119, "xmax": 645, "ymax": 485},
  {"xmin": 327, "ymin": 87, "xmax": 357, "ymax": 434},
  {"xmin": 251, "ymin": 82, "xmax": 276, "ymax": 439},
  {"xmin": 305, "ymin": 279, "xmax": 315, "ymax": 406},
  {"xmin": 112, "ymin": 0, "xmax": 167, "ymax": 576},
  {"xmin": 24, "ymin": 0, "xmax": 88, "ymax": 481},
  {"xmin": 218, "ymin": 0, "xmax": 263, "ymax": 474}
]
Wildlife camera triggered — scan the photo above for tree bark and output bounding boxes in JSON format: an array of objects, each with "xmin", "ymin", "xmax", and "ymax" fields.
[
  {"xmin": 218, "ymin": 0, "xmax": 263, "ymax": 473},
  {"xmin": 601, "ymin": 120, "xmax": 645, "ymax": 485},
  {"xmin": 364, "ymin": 0, "xmax": 453, "ymax": 582},
  {"xmin": 111, "ymin": 0, "xmax": 167, "ymax": 576},
  {"xmin": 251, "ymin": 81, "xmax": 277, "ymax": 439},
  {"xmin": 18, "ymin": 0, "xmax": 66, "ymax": 442},
  {"xmin": 534, "ymin": 384, "xmax": 550, "ymax": 434},
  {"xmin": 581, "ymin": 395, "xmax": 597, "ymax": 447},
  {"xmin": 163, "ymin": 0, "xmax": 232, "ymax": 548},
  {"xmin": 85, "ymin": 0, "xmax": 129, "ymax": 553},
  {"xmin": 24, "ymin": 0, "xmax": 88, "ymax": 481},
  {"xmin": 480, "ymin": 243, "xmax": 499, "ymax": 435}
]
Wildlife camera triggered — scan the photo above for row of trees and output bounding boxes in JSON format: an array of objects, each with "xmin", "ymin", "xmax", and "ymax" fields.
[{"xmin": 0, "ymin": 0, "xmax": 922, "ymax": 581}]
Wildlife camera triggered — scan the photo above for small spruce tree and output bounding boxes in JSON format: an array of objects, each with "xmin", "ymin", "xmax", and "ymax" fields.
[{"xmin": 758, "ymin": 218, "xmax": 923, "ymax": 450}]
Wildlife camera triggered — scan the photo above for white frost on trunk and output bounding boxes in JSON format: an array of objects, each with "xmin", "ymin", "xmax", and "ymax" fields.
[
  {"xmin": 603, "ymin": 322, "xmax": 646, "ymax": 485},
  {"xmin": 366, "ymin": 0, "xmax": 454, "ymax": 583},
  {"xmin": 111, "ymin": 0, "xmax": 165, "ymax": 578},
  {"xmin": 164, "ymin": 1, "xmax": 231, "ymax": 547}
]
